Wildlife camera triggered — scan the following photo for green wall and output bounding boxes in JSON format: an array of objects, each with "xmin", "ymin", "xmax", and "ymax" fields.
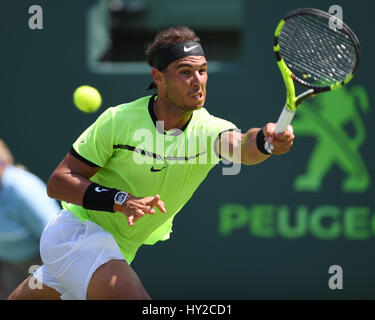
[{"xmin": 1, "ymin": 0, "xmax": 374, "ymax": 299}]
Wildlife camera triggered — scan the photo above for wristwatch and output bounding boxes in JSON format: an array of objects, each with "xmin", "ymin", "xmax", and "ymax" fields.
[{"xmin": 114, "ymin": 191, "xmax": 129, "ymax": 212}]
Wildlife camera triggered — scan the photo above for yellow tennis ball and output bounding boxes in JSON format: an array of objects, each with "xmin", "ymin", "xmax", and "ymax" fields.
[{"xmin": 73, "ymin": 85, "xmax": 102, "ymax": 113}]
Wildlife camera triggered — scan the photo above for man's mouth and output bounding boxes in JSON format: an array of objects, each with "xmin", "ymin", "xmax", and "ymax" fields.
[{"xmin": 190, "ymin": 91, "xmax": 204, "ymax": 99}]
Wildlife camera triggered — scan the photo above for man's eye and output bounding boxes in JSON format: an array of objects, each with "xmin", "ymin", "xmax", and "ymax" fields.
[{"xmin": 180, "ymin": 70, "xmax": 190, "ymax": 75}]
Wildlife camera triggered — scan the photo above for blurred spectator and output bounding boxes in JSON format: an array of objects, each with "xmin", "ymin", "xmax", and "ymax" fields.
[{"xmin": 0, "ymin": 139, "xmax": 60, "ymax": 299}]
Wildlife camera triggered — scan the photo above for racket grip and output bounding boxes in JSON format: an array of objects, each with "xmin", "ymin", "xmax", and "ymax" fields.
[
  {"xmin": 274, "ymin": 105, "xmax": 296, "ymax": 133},
  {"xmin": 264, "ymin": 105, "xmax": 296, "ymax": 154}
]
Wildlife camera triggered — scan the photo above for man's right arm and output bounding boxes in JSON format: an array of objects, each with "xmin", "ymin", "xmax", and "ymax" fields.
[
  {"xmin": 47, "ymin": 152, "xmax": 167, "ymax": 226},
  {"xmin": 47, "ymin": 152, "xmax": 100, "ymax": 206}
]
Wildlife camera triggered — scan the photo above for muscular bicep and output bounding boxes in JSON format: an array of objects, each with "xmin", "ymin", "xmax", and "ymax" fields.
[
  {"xmin": 47, "ymin": 152, "xmax": 101, "ymax": 204},
  {"xmin": 56, "ymin": 152, "xmax": 100, "ymax": 179}
]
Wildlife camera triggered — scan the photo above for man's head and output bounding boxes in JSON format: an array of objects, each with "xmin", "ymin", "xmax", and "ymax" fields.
[
  {"xmin": 0, "ymin": 139, "xmax": 14, "ymax": 167},
  {"xmin": 145, "ymin": 26, "xmax": 208, "ymax": 110},
  {"xmin": 0, "ymin": 139, "xmax": 14, "ymax": 180}
]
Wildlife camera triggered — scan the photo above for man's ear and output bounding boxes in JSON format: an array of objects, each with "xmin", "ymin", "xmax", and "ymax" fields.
[{"xmin": 152, "ymin": 68, "xmax": 165, "ymax": 87}]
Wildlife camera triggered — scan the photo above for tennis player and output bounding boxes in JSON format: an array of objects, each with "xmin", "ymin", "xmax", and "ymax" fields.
[{"xmin": 8, "ymin": 26, "xmax": 294, "ymax": 300}]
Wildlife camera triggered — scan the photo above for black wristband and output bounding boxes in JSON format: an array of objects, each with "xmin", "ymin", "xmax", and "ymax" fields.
[
  {"xmin": 256, "ymin": 128, "xmax": 271, "ymax": 155},
  {"xmin": 82, "ymin": 183, "xmax": 120, "ymax": 212}
]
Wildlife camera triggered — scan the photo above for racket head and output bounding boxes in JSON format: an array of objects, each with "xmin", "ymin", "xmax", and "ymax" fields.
[{"xmin": 274, "ymin": 8, "xmax": 361, "ymax": 110}]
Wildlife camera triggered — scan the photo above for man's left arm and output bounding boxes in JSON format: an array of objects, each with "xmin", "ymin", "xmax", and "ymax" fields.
[{"xmin": 218, "ymin": 123, "xmax": 295, "ymax": 165}]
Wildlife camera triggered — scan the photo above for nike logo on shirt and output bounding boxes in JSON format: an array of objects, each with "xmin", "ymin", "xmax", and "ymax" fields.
[
  {"xmin": 150, "ymin": 166, "xmax": 168, "ymax": 172},
  {"xmin": 183, "ymin": 45, "xmax": 199, "ymax": 52}
]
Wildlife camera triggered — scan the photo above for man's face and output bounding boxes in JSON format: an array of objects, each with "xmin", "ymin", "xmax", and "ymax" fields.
[{"xmin": 162, "ymin": 55, "xmax": 208, "ymax": 111}]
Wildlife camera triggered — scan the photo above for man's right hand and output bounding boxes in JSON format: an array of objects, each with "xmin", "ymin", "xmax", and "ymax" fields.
[{"xmin": 118, "ymin": 194, "xmax": 166, "ymax": 226}]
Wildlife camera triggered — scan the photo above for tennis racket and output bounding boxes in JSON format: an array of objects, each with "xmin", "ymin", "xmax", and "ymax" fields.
[{"xmin": 265, "ymin": 8, "xmax": 361, "ymax": 153}]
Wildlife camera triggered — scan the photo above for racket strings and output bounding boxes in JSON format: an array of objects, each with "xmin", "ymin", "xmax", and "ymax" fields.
[
  {"xmin": 281, "ymin": 23, "xmax": 355, "ymax": 83},
  {"xmin": 279, "ymin": 14, "xmax": 357, "ymax": 87},
  {"xmin": 281, "ymin": 15, "xmax": 356, "ymax": 79},
  {"xmin": 285, "ymin": 16, "xmax": 357, "ymax": 69},
  {"xmin": 281, "ymin": 16, "xmax": 356, "ymax": 84}
]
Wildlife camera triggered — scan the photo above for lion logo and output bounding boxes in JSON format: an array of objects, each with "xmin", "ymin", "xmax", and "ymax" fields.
[{"xmin": 292, "ymin": 85, "xmax": 370, "ymax": 193}]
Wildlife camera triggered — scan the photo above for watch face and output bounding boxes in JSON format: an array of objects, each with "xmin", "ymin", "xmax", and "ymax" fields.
[{"xmin": 115, "ymin": 192, "xmax": 127, "ymax": 203}]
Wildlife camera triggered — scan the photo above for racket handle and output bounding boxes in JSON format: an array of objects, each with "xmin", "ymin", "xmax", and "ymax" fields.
[
  {"xmin": 264, "ymin": 105, "xmax": 296, "ymax": 154},
  {"xmin": 274, "ymin": 105, "xmax": 296, "ymax": 133}
]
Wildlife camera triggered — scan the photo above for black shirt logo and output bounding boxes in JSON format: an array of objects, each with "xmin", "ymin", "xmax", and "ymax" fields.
[{"xmin": 150, "ymin": 166, "xmax": 168, "ymax": 172}]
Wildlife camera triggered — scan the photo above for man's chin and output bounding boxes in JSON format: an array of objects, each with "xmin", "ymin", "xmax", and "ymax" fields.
[
  {"xmin": 190, "ymin": 98, "xmax": 205, "ymax": 109},
  {"xmin": 178, "ymin": 96, "xmax": 205, "ymax": 111},
  {"xmin": 190, "ymin": 103, "xmax": 204, "ymax": 111}
]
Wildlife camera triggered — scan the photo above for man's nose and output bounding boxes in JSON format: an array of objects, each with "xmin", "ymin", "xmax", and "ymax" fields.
[{"xmin": 192, "ymin": 71, "xmax": 204, "ymax": 85}]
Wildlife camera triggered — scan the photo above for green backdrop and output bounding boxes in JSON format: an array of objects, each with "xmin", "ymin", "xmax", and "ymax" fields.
[{"xmin": 1, "ymin": 0, "xmax": 374, "ymax": 299}]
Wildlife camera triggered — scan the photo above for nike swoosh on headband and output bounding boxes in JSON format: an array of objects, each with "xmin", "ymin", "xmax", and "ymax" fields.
[{"xmin": 183, "ymin": 45, "xmax": 199, "ymax": 52}]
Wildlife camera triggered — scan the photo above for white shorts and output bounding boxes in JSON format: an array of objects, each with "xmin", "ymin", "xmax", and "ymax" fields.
[{"xmin": 33, "ymin": 209, "xmax": 125, "ymax": 300}]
